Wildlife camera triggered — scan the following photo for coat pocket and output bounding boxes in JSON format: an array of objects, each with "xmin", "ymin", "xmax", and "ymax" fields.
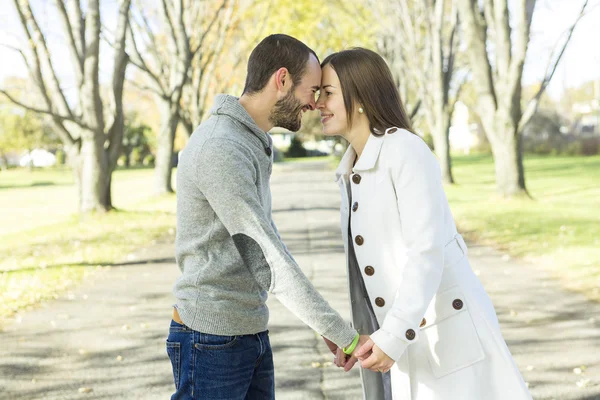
[{"xmin": 420, "ymin": 286, "xmax": 485, "ymax": 378}]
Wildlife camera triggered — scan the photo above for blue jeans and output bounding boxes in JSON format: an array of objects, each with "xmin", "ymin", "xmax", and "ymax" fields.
[{"xmin": 166, "ymin": 320, "xmax": 274, "ymax": 400}]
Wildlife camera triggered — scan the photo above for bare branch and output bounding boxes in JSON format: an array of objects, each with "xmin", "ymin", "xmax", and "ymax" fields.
[
  {"xmin": 15, "ymin": 0, "xmax": 75, "ymax": 120},
  {"xmin": 55, "ymin": 0, "xmax": 84, "ymax": 87},
  {"xmin": 67, "ymin": 0, "xmax": 86, "ymax": 58},
  {"xmin": 457, "ymin": 0, "xmax": 497, "ymax": 115},
  {"xmin": 107, "ymin": 0, "xmax": 132, "ymax": 167},
  {"xmin": 195, "ymin": 0, "xmax": 229, "ymax": 54},
  {"xmin": 0, "ymin": 89, "xmax": 88, "ymax": 135},
  {"xmin": 130, "ymin": 8, "xmax": 170, "ymax": 91},
  {"xmin": 126, "ymin": 79, "xmax": 165, "ymax": 98},
  {"xmin": 0, "ymin": 43, "xmax": 32, "ymax": 74},
  {"xmin": 160, "ymin": 0, "xmax": 178, "ymax": 51},
  {"xmin": 519, "ymin": 0, "xmax": 590, "ymax": 132}
]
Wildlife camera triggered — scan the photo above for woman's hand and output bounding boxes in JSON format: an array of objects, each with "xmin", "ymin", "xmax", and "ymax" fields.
[{"xmin": 355, "ymin": 338, "xmax": 394, "ymax": 373}]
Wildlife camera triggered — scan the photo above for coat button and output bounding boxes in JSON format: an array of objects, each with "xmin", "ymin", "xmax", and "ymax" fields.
[
  {"xmin": 452, "ymin": 299, "xmax": 464, "ymax": 310},
  {"xmin": 405, "ymin": 329, "xmax": 416, "ymax": 340},
  {"xmin": 375, "ymin": 297, "xmax": 385, "ymax": 307},
  {"xmin": 352, "ymin": 202, "xmax": 359, "ymax": 212},
  {"xmin": 387, "ymin": 127, "xmax": 398, "ymax": 134},
  {"xmin": 265, "ymin": 147, "xmax": 272, "ymax": 156},
  {"xmin": 420, "ymin": 318, "xmax": 426, "ymax": 328},
  {"xmin": 352, "ymin": 174, "xmax": 362, "ymax": 184},
  {"xmin": 364, "ymin": 266, "xmax": 375, "ymax": 276},
  {"xmin": 355, "ymin": 235, "xmax": 364, "ymax": 246}
]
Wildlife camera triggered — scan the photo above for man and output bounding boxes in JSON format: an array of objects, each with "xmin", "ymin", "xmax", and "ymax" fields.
[{"xmin": 167, "ymin": 34, "xmax": 366, "ymax": 400}]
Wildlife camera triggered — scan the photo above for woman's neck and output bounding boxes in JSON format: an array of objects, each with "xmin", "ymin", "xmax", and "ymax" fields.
[{"xmin": 346, "ymin": 128, "xmax": 371, "ymax": 160}]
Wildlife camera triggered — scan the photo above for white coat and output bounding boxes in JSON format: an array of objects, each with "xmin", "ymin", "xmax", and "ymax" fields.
[{"xmin": 336, "ymin": 127, "xmax": 532, "ymax": 400}]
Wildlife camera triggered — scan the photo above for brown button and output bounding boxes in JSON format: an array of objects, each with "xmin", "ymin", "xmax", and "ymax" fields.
[
  {"xmin": 375, "ymin": 297, "xmax": 385, "ymax": 307},
  {"xmin": 452, "ymin": 299, "xmax": 464, "ymax": 310},
  {"xmin": 364, "ymin": 266, "xmax": 375, "ymax": 276},
  {"xmin": 420, "ymin": 318, "xmax": 426, "ymax": 328},
  {"xmin": 355, "ymin": 235, "xmax": 364, "ymax": 246},
  {"xmin": 405, "ymin": 329, "xmax": 416, "ymax": 340},
  {"xmin": 352, "ymin": 174, "xmax": 362, "ymax": 184},
  {"xmin": 387, "ymin": 127, "xmax": 398, "ymax": 134},
  {"xmin": 352, "ymin": 202, "xmax": 359, "ymax": 212}
]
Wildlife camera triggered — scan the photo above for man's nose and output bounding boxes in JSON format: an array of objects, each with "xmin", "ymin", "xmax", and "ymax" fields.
[
  {"xmin": 307, "ymin": 97, "xmax": 316, "ymax": 110},
  {"xmin": 315, "ymin": 96, "xmax": 323, "ymax": 109}
]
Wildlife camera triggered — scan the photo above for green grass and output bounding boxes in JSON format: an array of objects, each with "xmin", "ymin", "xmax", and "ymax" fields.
[
  {"xmin": 445, "ymin": 154, "xmax": 600, "ymax": 299},
  {"xmin": 0, "ymin": 167, "xmax": 168, "ymax": 236},
  {"xmin": 0, "ymin": 167, "xmax": 176, "ymax": 322}
]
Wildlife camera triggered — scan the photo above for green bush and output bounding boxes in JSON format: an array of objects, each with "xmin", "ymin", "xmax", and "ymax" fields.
[
  {"xmin": 131, "ymin": 148, "xmax": 142, "ymax": 166},
  {"xmin": 143, "ymin": 154, "xmax": 155, "ymax": 167},
  {"xmin": 55, "ymin": 149, "xmax": 65, "ymax": 165},
  {"xmin": 581, "ymin": 137, "xmax": 600, "ymax": 156},
  {"xmin": 286, "ymin": 136, "xmax": 307, "ymax": 158}
]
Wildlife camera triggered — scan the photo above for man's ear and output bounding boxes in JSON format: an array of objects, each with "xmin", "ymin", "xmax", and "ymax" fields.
[{"xmin": 275, "ymin": 67, "xmax": 291, "ymax": 92}]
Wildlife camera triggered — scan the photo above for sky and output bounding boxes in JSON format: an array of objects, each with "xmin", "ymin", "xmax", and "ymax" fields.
[{"xmin": 0, "ymin": 0, "xmax": 599, "ymax": 102}]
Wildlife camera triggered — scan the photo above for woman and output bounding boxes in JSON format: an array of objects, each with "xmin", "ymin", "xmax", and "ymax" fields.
[{"xmin": 316, "ymin": 48, "xmax": 531, "ymax": 400}]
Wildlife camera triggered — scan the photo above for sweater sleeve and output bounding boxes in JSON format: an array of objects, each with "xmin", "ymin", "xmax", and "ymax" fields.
[
  {"xmin": 370, "ymin": 133, "xmax": 446, "ymax": 361},
  {"xmin": 194, "ymin": 138, "xmax": 357, "ymax": 348}
]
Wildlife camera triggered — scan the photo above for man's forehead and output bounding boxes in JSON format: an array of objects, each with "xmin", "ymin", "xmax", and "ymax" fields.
[{"xmin": 301, "ymin": 59, "xmax": 321, "ymax": 88}]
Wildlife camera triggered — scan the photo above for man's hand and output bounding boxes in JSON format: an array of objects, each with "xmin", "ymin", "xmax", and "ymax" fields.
[
  {"xmin": 322, "ymin": 336, "xmax": 337, "ymax": 355},
  {"xmin": 335, "ymin": 335, "xmax": 371, "ymax": 372},
  {"xmin": 355, "ymin": 338, "xmax": 394, "ymax": 373}
]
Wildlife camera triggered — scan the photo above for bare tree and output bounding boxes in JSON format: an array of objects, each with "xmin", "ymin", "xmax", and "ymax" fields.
[
  {"xmin": 179, "ymin": 0, "xmax": 237, "ymax": 137},
  {"xmin": 457, "ymin": 0, "xmax": 589, "ymax": 196},
  {"xmin": 1, "ymin": 0, "xmax": 131, "ymax": 212},
  {"xmin": 127, "ymin": 0, "xmax": 229, "ymax": 194},
  {"xmin": 361, "ymin": 0, "xmax": 462, "ymax": 184}
]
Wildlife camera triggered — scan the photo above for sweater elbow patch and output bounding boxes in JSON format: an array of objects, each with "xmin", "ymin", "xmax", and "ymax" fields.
[{"xmin": 232, "ymin": 234, "xmax": 273, "ymax": 291}]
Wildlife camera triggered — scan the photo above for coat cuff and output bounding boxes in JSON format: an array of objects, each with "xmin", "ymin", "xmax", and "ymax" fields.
[{"xmin": 371, "ymin": 316, "xmax": 419, "ymax": 361}]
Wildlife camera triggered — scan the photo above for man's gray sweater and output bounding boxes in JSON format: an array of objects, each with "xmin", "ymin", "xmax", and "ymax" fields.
[{"xmin": 173, "ymin": 94, "xmax": 357, "ymax": 348}]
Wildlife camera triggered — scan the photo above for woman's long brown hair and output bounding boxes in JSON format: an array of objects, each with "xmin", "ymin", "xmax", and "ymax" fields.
[{"xmin": 321, "ymin": 48, "xmax": 413, "ymax": 137}]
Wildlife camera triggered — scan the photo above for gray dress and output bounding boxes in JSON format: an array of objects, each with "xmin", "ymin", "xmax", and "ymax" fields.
[{"xmin": 347, "ymin": 192, "xmax": 392, "ymax": 400}]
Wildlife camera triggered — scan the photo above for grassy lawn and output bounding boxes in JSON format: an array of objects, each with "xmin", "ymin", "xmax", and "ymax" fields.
[
  {"xmin": 0, "ymin": 167, "xmax": 176, "ymax": 323},
  {"xmin": 445, "ymin": 154, "xmax": 600, "ymax": 300}
]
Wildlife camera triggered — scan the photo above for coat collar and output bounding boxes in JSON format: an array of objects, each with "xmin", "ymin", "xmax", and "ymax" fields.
[{"xmin": 335, "ymin": 133, "xmax": 385, "ymax": 182}]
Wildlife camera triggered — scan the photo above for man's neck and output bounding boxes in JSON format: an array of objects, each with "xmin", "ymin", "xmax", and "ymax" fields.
[{"xmin": 239, "ymin": 94, "xmax": 274, "ymax": 132}]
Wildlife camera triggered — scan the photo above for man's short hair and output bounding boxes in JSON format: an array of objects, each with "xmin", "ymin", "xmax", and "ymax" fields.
[{"xmin": 242, "ymin": 34, "xmax": 319, "ymax": 95}]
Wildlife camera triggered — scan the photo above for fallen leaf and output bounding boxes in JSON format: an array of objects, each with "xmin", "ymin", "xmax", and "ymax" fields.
[{"xmin": 576, "ymin": 378, "xmax": 590, "ymax": 388}]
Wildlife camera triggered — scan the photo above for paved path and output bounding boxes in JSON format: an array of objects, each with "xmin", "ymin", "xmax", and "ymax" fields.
[{"xmin": 1, "ymin": 161, "xmax": 599, "ymax": 399}]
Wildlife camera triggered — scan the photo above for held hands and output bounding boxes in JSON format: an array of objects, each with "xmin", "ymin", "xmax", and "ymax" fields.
[
  {"xmin": 355, "ymin": 338, "xmax": 394, "ymax": 373},
  {"xmin": 322, "ymin": 335, "xmax": 394, "ymax": 373}
]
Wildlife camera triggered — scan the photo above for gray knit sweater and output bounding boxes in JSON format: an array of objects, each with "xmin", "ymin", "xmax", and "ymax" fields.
[{"xmin": 173, "ymin": 94, "xmax": 357, "ymax": 348}]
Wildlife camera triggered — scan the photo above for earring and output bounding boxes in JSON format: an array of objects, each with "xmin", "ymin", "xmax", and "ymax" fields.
[{"xmin": 359, "ymin": 107, "xmax": 364, "ymax": 114}]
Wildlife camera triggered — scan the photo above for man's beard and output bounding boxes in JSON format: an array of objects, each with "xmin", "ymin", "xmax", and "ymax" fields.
[{"xmin": 269, "ymin": 90, "xmax": 305, "ymax": 132}]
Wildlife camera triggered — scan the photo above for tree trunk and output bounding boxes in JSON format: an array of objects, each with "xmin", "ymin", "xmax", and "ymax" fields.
[
  {"xmin": 154, "ymin": 101, "xmax": 178, "ymax": 194},
  {"xmin": 79, "ymin": 134, "xmax": 111, "ymax": 212},
  {"xmin": 488, "ymin": 116, "xmax": 527, "ymax": 197},
  {"xmin": 0, "ymin": 153, "xmax": 7, "ymax": 171},
  {"xmin": 432, "ymin": 112, "xmax": 454, "ymax": 184},
  {"xmin": 182, "ymin": 119, "xmax": 194, "ymax": 138}
]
